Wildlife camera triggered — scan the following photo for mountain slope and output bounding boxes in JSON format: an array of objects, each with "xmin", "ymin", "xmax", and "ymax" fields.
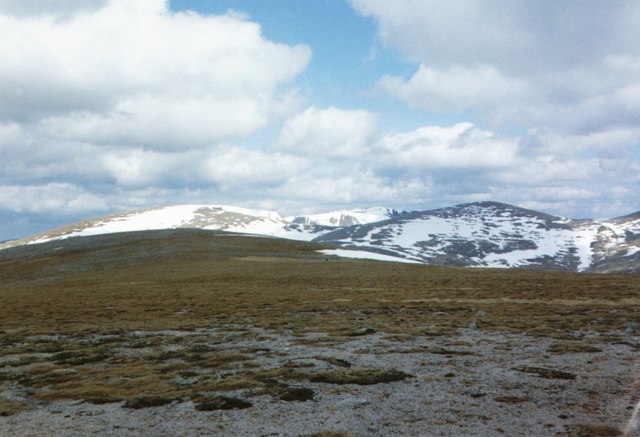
[
  {"xmin": 314, "ymin": 202, "xmax": 640, "ymax": 273},
  {"xmin": 0, "ymin": 205, "xmax": 330, "ymax": 249},
  {"xmin": 2, "ymin": 201, "xmax": 640, "ymax": 273},
  {"xmin": 286, "ymin": 207, "xmax": 401, "ymax": 227}
]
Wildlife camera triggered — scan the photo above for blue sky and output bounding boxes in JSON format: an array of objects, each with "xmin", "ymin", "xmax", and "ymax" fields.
[
  {"xmin": 1, "ymin": 0, "xmax": 639, "ymax": 241},
  {"xmin": 171, "ymin": 0, "xmax": 430, "ymax": 131}
]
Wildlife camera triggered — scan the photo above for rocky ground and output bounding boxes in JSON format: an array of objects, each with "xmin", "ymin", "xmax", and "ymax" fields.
[
  {"xmin": 2, "ymin": 231, "xmax": 639, "ymax": 436},
  {"xmin": 2, "ymin": 325, "xmax": 638, "ymax": 437}
]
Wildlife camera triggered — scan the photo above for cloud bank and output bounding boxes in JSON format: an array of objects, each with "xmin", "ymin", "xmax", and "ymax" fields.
[{"xmin": 0, "ymin": 0, "xmax": 639, "ymax": 240}]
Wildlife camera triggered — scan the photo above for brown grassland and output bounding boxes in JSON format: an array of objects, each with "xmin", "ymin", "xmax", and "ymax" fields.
[{"xmin": 0, "ymin": 229, "xmax": 639, "ymax": 435}]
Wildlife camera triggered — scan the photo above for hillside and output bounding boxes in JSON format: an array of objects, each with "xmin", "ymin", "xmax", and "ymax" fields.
[
  {"xmin": 2, "ymin": 201, "xmax": 640, "ymax": 273},
  {"xmin": 0, "ymin": 229, "xmax": 638, "ymax": 436},
  {"xmin": 316, "ymin": 202, "xmax": 640, "ymax": 273}
]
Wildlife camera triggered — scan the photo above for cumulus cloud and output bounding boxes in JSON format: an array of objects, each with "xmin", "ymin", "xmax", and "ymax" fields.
[
  {"xmin": 377, "ymin": 65, "xmax": 530, "ymax": 114},
  {"xmin": 0, "ymin": 0, "xmax": 315, "ymax": 235},
  {"xmin": 376, "ymin": 123, "xmax": 520, "ymax": 171},
  {"xmin": 99, "ymin": 148, "xmax": 192, "ymax": 187},
  {"xmin": 1, "ymin": 1, "xmax": 639, "ymax": 241},
  {"xmin": 351, "ymin": 0, "xmax": 640, "ymax": 136},
  {"xmin": 345, "ymin": 0, "xmax": 640, "ymax": 218},
  {"xmin": 0, "ymin": 0, "xmax": 107, "ymax": 18},
  {"xmin": 39, "ymin": 95, "xmax": 277, "ymax": 149},
  {"xmin": 202, "ymin": 147, "xmax": 310, "ymax": 189},
  {"xmin": 350, "ymin": 0, "xmax": 639, "ymax": 74},
  {"xmin": 274, "ymin": 106, "xmax": 378, "ymax": 158},
  {"xmin": 0, "ymin": 183, "xmax": 108, "ymax": 214},
  {"xmin": 0, "ymin": 0, "xmax": 310, "ymax": 146},
  {"xmin": 274, "ymin": 172, "xmax": 430, "ymax": 206}
]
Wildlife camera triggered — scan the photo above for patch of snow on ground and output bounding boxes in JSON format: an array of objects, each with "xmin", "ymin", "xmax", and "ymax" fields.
[
  {"xmin": 571, "ymin": 225, "xmax": 597, "ymax": 268},
  {"xmin": 319, "ymin": 249, "xmax": 421, "ymax": 264}
]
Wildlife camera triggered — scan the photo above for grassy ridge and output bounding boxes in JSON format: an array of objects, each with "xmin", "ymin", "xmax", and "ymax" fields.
[
  {"xmin": 1, "ymin": 229, "xmax": 638, "ymax": 336},
  {"xmin": 1, "ymin": 229, "xmax": 639, "ymax": 413}
]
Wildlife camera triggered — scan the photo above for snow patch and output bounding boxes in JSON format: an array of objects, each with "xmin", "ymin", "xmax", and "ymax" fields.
[{"xmin": 319, "ymin": 249, "xmax": 421, "ymax": 264}]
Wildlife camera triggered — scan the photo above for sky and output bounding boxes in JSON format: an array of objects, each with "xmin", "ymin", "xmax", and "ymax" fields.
[{"xmin": 1, "ymin": 0, "xmax": 639, "ymax": 241}]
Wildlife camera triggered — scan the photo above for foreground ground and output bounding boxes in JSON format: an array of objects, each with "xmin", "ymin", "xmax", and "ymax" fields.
[{"xmin": 0, "ymin": 229, "xmax": 639, "ymax": 436}]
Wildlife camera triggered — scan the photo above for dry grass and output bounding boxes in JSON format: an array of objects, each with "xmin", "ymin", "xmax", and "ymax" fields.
[
  {"xmin": 547, "ymin": 342, "xmax": 602, "ymax": 354},
  {"xmin": 0, "ymin": 229, "xmax": 639, "ymax": 412},
  {"xmin": 308, "ymin": 368, "xmax": 413, "ymax": 385},
  {"xmin": 0, "ymin": 399, "xmax": 26, "ymax": 417},
  {"xmin": 567, "ymin": 423, "xmax": 623, "ymax": 436}
]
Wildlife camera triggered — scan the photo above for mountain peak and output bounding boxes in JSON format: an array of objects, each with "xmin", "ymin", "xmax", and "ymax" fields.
[
  {"xmin": 286, "ymin": 207, "xmax": 397, "ymax": 227},
  {"xmin": 2, "ymin": 202, "xmax": 639, "ymax": 274}
]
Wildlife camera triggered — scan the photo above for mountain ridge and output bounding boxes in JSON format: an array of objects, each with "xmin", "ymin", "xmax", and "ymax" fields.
[{"xmin": 2, "ymin": 202, "xmax": 639, "ymax": 273}]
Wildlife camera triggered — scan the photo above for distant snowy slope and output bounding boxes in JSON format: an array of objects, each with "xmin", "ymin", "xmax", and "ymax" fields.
[
  {"xmin": 0, "ymin": 205, "xmax": 329, "ymax": 249},
  {"xmin": 586, "ymin": 212, "xmax": 640, "ymax": 273},
  {"xmin": 2, "ymin": 201, "xmax": 639, "ymax": 273},
  {"xmin": 287, "ymin": 207, "xmax": 399, "ymax": 227},
  {"xmin": 313, "ymin": 202, "xmax": 640, "ymax": 272}
]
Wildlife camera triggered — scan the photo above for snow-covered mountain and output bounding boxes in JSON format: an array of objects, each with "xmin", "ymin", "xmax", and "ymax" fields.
[
  {"xmin": 286, "ymin": 207, "xmax": 401, "ymax": 227},
  {"xmin": 2, "ymin": 201, "xmax": 640, "ymax": 273},
  {"xmin": 0, "ymin": 205, "xmax": 327, "ymax": 248},
  {"xmin": 315, "ymin": 202, "xmax": 640, "ymax": 273}
]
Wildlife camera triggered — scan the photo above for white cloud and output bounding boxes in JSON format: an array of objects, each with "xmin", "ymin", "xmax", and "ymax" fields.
[
  {"xmin": 533, "ymin": 127, "xmax": 640, "ymax": 156},
  {"xmin": 351, "ymin": 0, "xmax": 639, "ymax": 73},
  {"xmin": 202, "ymin": 147, "xmax": 309, "ymax": 189},
  {"xmin": 0, "ymin": 0, "xmax": 108, "ymax": 17},
  {"xmin": 0, "ymin": 0, "xmax": 310, "ymax": 147},
  {"xmin": 0, "ymin": 183, "xmax": 108, "ymax": 214},
  {"xmin": 275, "ymin": 172, "xmax": 430, "ymax": 206},
  {"xmin": 1, "ymin": 1, "xmax": 639, "ymax": 241},
  {"xmin": 376, "ymin": 123, "xmax": 519, "ymax": 170},
  {"xmin": 0, "ymin": 122, "xmax": 22, "ymax": 145},
  {"xmin": 377, "ymin": 65, "xmax": 531, "ymax": 116},
  {"xmin": 39, "ymin": 95, "xmax": 275, "ymax": 149},
  {"xmin": 99, "ymin": 148, "xmax": 191, "ymax": 187},
  {"xmin": 274, "ymin": 106, "xmax": 378, "ymax": 158},
  {"xmin": 351, "ymin": 0, "xmax": 640, "ymax": 135}
]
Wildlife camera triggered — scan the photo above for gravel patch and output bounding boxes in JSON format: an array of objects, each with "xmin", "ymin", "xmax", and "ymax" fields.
[{"xmin": 1, "ymin": 327, "xmax": 638, "ymax": 437}]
